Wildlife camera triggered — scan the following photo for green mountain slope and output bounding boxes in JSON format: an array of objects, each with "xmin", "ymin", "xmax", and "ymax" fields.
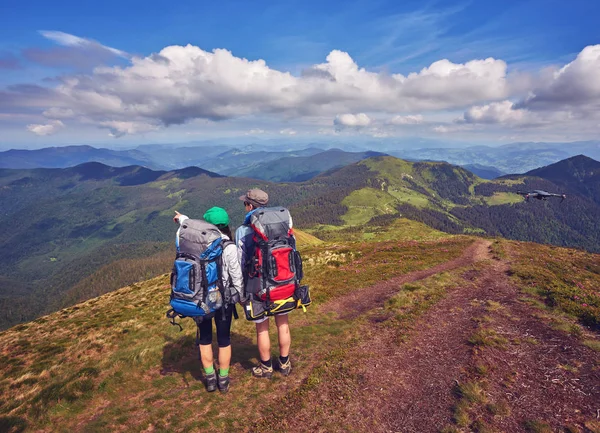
[
  {"xmin": 2, "ymin": 155, "xmax": 599, "ymax": 330},
  {"xmin": 526, "ymin": 155, "xmax": 600, "ymax": 204},
  {"xmin": 313, "ymin": 157, "xmax": 600, "ymax": 253}
]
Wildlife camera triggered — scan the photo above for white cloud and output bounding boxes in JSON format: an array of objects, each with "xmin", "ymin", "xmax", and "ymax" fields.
[
  {"xmin": 100, "ymin": 120, "xmax": 159, "ymax": 137},
  {"xmin": 11, "ymin": 36, "xmax": 600, "ymax": 139},
  {"xmin": 40, "ymin": 30, "xmax": 128, "ymax": 58},
  {"xmin": 246, "ymin": 128, "xmax": 266, "ymax": 135},
  {"xmin": 519, "ymin": 45, "xmax": 600, "ymax": 111},
  {"xmin": 27, "ymin": 43, "xmax": 513, "ymax": 136},
  {"xmin": 388, "ymin": 114, "xmax": 423, "ymax": 125},
  {"xmin": 334, "ymin": 113, "xmax": 371, "ymax": 127},
  {"xmin": 432, "ymin": 124, "xmax": 473, "ymax": 134},
  {"xmin": 461, "ymin": 101, "xmax": 532, "ymax": 125},
  {"xmin": 26, "ymin": 120, "xmax": 64, "ymax": 136},
  {"xmin": 456, "ymin": 44, "xmax": 600, "ymax": 130},
  {"xmin": 279, "ymin": 128, "xmax": 297, "ymax": 135}
]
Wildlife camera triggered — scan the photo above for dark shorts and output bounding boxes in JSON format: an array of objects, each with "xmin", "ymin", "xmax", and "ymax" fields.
[{"xmin": 195, "ymin": 305, "xmax": 234, "ymax": 348}]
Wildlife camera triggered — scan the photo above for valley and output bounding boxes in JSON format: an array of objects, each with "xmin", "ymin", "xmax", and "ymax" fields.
[{"xmin": 1, "ymin": 154, "xmax": 599, "ymax": 330}]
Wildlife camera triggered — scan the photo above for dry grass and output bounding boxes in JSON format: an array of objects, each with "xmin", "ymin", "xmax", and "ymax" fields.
[{"xmin": 0, "ymin": 236, "xmax": 472, "ymax": 432}]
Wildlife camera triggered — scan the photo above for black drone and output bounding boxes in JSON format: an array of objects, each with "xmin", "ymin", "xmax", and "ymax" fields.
[{"xmin": 517, "ymin": 190, "xmax": 566, "ymax": 203}]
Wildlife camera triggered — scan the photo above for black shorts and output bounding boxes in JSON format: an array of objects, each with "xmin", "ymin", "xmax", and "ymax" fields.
[{"xmin": 196, "ymin": 305, "xmax": 234, "ymax": 348}]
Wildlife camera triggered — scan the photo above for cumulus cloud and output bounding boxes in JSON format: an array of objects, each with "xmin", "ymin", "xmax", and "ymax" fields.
[
  {"xmin": 10, "ymin": 35, "xmax": 600, "ymax": 138},
  {"xmin": 461, "ymin": 101, "xmax": 533, "ymax": 125},
  {"xmin": 334, "ymin": 113, "xmax": 371, "ymax": 127},
  {"xmin": 388, "ymin": 114, "xmax": 423, "ymax": 125},
  {"xmin": 14, "ymin": 42, "xmax": 513, "ymax": 136},
  {"xmin": 279, "ymin": 128, "xmax": 297, "ymax": 135},
  {"xmin": 26, "ymin": 120, "xmax": 64, "ymax": 136},
  {"xmin": 456, "ymin": 44, "xmax": 600, "ymax": 130},
  {"xmin": 518, "ymin": 45, "xmax": 600, "ymax": 111},
  {"xmin": 460, "ymin": 45, "xmax": 600, "ymax": 128}
]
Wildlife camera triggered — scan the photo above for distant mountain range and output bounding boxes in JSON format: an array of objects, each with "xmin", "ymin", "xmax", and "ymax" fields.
[
  {"xmin": 2, "ymin": 140, "xmax": 599, "ymax": 181},
  {"xmin": 393, "ymin": 141, "xmax": 600, "ymax": 174},
  {"xmin": 460, "ymin": 164, "xmax": 505, "ymax": 179},
  {"xmin": 0, "ymin": 145, "xmax": 152, "ymax": 169},
  {"xmin": 232, "ymin": 149, "xmax": 388, "ymax": 182},
  {"xmin": 1, "ymin": 153, "xmax": 599, "ymax": 330}
]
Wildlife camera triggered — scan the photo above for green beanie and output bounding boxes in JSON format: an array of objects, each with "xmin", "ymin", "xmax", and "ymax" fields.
[{"xmin": 203, "ymin": 206, "xmax": 230, "ymax": 226}]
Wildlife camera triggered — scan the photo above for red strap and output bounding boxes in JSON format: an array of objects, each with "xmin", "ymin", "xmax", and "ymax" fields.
[{"xmin": 251, "ymin": 223, "xmax": 269, "ymax": 241}]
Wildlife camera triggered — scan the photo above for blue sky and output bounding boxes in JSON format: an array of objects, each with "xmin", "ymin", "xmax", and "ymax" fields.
[{"xmin": 1, "ymin": 0, "xmax": 599, "ymax": 148}]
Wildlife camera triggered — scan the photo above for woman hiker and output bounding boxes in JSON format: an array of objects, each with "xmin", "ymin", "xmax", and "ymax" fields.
[{"xmin": 173, "ymin": 207, "xmax": 243, "ymax": 393}]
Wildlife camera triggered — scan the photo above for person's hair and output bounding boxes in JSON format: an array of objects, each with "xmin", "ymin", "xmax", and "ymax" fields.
[{"xmin": 217, "ymin": 224, "xmax": 233, "ymax": 239}]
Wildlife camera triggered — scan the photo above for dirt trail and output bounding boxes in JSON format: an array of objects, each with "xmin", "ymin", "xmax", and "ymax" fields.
[
  {"xmin": 267, "ymin": 240, "xmax": 600, "ymax": 433},
  {"xmin": 462, "ymin": 255, "xmax": 600, "ymax": 432},
  {"xmin": 325, "ymin": 239, "xmax": 490, "ymax": 319}
]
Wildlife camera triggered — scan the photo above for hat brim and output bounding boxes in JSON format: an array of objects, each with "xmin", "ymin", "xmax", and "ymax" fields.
[{"xmin": 239, "ymin": 195, "xmax": 247, "ymax": 202}]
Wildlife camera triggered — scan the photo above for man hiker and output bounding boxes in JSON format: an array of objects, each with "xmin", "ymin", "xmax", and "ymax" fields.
[{"xmin": 235, "ymin": 188, "xmax": 293, "ymax": 378}]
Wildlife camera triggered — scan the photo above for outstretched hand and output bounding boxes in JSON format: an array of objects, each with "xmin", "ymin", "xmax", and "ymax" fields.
[{"xmin": 173, "ymin": 210, "xmax": 182, "ymax": 223}]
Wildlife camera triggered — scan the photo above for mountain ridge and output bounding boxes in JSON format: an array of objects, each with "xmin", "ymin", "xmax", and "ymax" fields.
[{"xmin": 1, "ymin": 154, "xmax": 599, "ymax": 330}]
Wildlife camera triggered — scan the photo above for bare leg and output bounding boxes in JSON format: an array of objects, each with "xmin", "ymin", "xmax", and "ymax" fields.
[
  {"xmin": 256, "ymin": 319, "xmax": 271, "ymax": 361},
  {"xmin": 199, "ymin": 344, "xmax": 214, "ymax": 370},
  {"xmin": 218, "ymin": 345, "xmax": 231, "ymax": 372},
  {"xmin": 274, "ymin": 314, "xmax": 291, "ymax": 357}
]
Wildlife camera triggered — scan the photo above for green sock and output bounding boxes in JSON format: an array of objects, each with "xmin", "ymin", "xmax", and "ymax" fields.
[
  {"xmin": 219, "ymin": 367, "xmax": 229, "ymax": 377},
  {"xmin": 204, "ymin": 366, "xmax": 215, "ymax": 375}
]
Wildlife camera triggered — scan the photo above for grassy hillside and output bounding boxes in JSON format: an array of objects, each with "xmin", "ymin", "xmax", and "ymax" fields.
[
  {"xmin": 2, "ymin": 155, "xmax": 600, "ymax": 330},
  {"xmin": 0, "ymin": 233, "xmax": 471, "ymax": 432},
  {"xmin": 1, "ymin": 232, "xmax": 599, "ymax": 432}
]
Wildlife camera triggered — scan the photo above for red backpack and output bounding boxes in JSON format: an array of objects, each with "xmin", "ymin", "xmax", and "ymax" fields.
[{"xmin": 244, "ymin": 207, "xmax": 310, "ymax": 320}]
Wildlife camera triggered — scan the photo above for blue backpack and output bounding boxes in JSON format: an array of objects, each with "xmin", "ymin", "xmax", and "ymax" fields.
[{"xmin": 166, "ymin": 219, "xmax": 233, "ymax": 329}]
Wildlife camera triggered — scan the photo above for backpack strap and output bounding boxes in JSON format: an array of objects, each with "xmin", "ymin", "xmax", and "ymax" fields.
[
  {"xmin": 258, "ymin": 240, "xmax": 273, "ymax": 312},
  {"xmin": 221, "ymin": 239, "xmax": 241, "ymax": 309},
  {"xmin": 216, "ymin": 238, "xmax": 235, "ymax": 321},
  {"xmin": 166, "ymin": 309, "xmax": 184, "ymax": 332},
  {"xmin": 216, "ymin": 254, "xmax": 228, "ymax": 321}
]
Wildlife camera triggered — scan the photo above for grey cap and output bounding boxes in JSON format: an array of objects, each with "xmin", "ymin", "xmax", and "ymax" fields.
[{"xmin": 239, "ymin": 188, "xmax": 269, "ymax": 207}]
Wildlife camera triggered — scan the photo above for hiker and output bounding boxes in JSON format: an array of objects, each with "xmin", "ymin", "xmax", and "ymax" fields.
[
  {"xmin": 235, "ymin": 189, "xmax": 293, "ymax": 379},
  {"xmin": 173, "ymin": 207, "xmax": 243, "ymax": 393}
]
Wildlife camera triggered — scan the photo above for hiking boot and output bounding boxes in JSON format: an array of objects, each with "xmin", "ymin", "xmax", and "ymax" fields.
[
  {"xmin": 205, "ymin": 371, "xmax": 217, "ymax": 392},
  {"xmin": 277, "ymin": 358, "xmax": 292, "ymax": 376},
  {"xmin": 217, "ymin": 375, "xmax": 230, "ymax": 393},
  {"xmin": 251, "ymin": 363, "xmax": 273, "ymax": 379}
]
